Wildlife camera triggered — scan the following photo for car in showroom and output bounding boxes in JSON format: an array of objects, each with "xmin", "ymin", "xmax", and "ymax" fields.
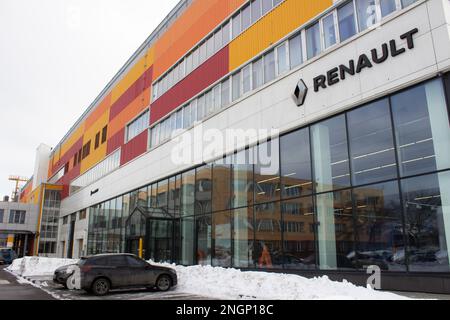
[{"xmin": 54, "ymin": 253, "xmax": 177, "ymax": 296}]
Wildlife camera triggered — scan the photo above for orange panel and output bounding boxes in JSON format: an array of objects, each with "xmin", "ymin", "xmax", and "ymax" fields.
[
  {"xmin": 108, "ymin": 87, "xmax": 151, "ymax": 139},
  {"xmin": 85, "ymin": 94, "xmax": 111, "ymax": 131},
  {"xmin": 152, "ymin": 0, "xmax": 245, "ymax": 80}
]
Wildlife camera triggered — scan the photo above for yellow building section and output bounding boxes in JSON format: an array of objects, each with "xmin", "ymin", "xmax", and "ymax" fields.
[
  {"xmin": 80, "ymin": 109, "xmax": 110, "ymax": 175},
  {"xmin": 60, "ymin": 122, "xmax": 85, "ymax": 159},
  {"xmin": 110, "ymin": 47, "xmax": 155, "ymax": 105},
  {"xmin": 229, "ymin": 0, "xmax": 332, "ymax": 71},
  {"xmin": 28, "ymin": 186, "xmax": 42, "ymax": 205}
]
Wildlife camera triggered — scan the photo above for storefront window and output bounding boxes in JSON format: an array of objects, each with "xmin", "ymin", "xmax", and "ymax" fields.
[
  {"xmin": 348, "ymin": 99, "xmax": 397, "ymax": 186},
  {"xmin": 354, "ymin": 181, "xmax": 406, "ymax": 271},
  {"xmin": 282, "ymin": 197, "xmax": 316, "ymax": 269},
  {"xmin": 233, "ymin": 207, "xmax": 255, "ymax": 268},
  {"xmin": 316, "ymin": 189, "xmax": 355, "ymax": 270},
  {"xmin": 232, "ymin": 149, "xmax": 254, "ymax": 208},
  {"xmin": 212, "ymin": 211, "xmax": 232, "ymax": 267},
  {"xmin": 196, "ymin": 214, "xmax": 212, "ymax": 265},
  {"xmin": 181, "ymin": 169, "xmax": 196, "ymax": 217},
  {"xmin": 213, "ymin": 159, "xmax": 232, "ymax": 212},
  {"xmin": 312, "ymin": 115, "xmax": 351, "ymax": 193},
  {"xmin": 391, "ymin": 79, "xmax": 450, "ymax": 177},
  {"xmin": 181, "ymin": 217, "xmax": 195, "ymax": 265},
  {"xmin": 338, "ymin": 1, "xmax": 357, "ymax": 42},
  {"xmin": 195, "ymin": 165, "xmax": 212, "ymax": 215},
  {"xmin": 254, "ymin": 202, "xmax": 282, "ymax": 269},
  {"xmin": 255, "ymin": 140, "xmax": 280, "ymax": 203},
  {"xmin": 402, "ymin": 172, "xmax": 450, "ymax": 272},
  {"xmin": 281, "ymin": 128, "xmax": 312, "ymax": 198}
]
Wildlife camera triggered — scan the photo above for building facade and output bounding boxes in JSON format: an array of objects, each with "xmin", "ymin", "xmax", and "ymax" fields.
[{"xmin": 20, "ymin": 0, "xmax": 450, "ymax": 292}]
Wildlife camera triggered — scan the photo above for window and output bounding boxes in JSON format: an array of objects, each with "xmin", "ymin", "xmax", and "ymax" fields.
[
  {"xmin": 212, "ymin": 211, "xmax": 232, "ymax": 267},
  {"xmin": 255, "ymin": 140, "xmax": 280, "ymax": 203},
  {"xmin": 127, "ymin": 110, "xmax": 149, "ymax": 142},
  {"xmin": 233, "ymin": 207, "xmax": 255, "ymax": 268},
  {"xmin": 197, "ymin": 215, "xmax": 212, "ymax": 265},
  {"xmin": 402, "ymin": 172, "xmax": 450, "ymax": 272},
  {"xmin": 276, "ymin": 42, "xmax": 289, "ymax": 75},
  {"xmin": 183, "ymin": 104, "xmax": 192, "ymax": 129},
  {"xmin": 190, "ymin": 100, "xmax": 198, "ymax": 123},
  {"xmin": 176, "ymin": 109, "xmax": 183, "ymax": 129},
  {"xmin": 213, "ymin": 84, "xmax": 221, "ymax": 111},
  {"xmin": 401, "ymin": 0, "xmax": 418, "ymax": 8},
  {"xmin": 82, "ymin": 141, "xmax": 91, "ymax": 159},
  {"xmin": 232, "ymin": 149, "xmax": 254, "ymax": 208},
  {"xmin": 192, "ymin": 48, "xmax": 199, "ymax": 70},
  {"xmin": 214, "ymin": 28, "xmax": 222, "ymax": 52},
  {"xmin": 232, "ymin": 72, "xmax": 242, "ymax": 102},
  {"xmin": 380, "ymin": 0, "xmax": 397, "ymax": 17},
  {"xmin": 252, "ymin": 57, "xmax": 264, "ymax": 89},
  {"xmin": 212, "ymin": 158, "xmax": 232, "ymax": 212},
  {"xmin": 101, "ymin": 126, "xmax": 107, "ymax": 144},
  {"xmin": 354, "ymin": 181, "xmax": 406, "ymax": 271},
  {"xmin": 356, "ymin": 0, "xmax": 377, "ymax": 32},
  {"xmin": 312, "ymin": 115, "xmax": 351, "ymax": 193},
  {"xmin": 347, "ymin": 99, "xmax": 397, "ymax": 186},
  {"xmin": 181, "ymin": 217, "xmax": 195, "ymax": 265},
  {"xmin": 306, "ymin": 22, "xmax": 321, "ymax": 59},
  {"xmin": 206, "ymin": 36, "xmax": 215, "ymax": 58},
  {"xmin": 63, "ymin": 216, "xmax": 68, "ymax": 225},
  {"xmin": 338, "ymin": 1, "xmax": 357, "ymax": 42},
  {"xmin": 205, "ymin": 90, "xmax": 213, "ymax": 116},
  {"xmin": 251, "ymin": 0, "xmax": 262, "ymax": 23},
  {"xmin": 242, "ymin": 4, "xmax": 251, "ymax": 30},
  {"xmin": 0, "ymin": 209, "xmax": 4, "ymax": 223},
  {"xmin": 186, "ymin": 53, "xmax": 193, "ymax": 74},
  {"xmin": 126, "ymin": 255, "xmax": 147, "ymax": 267},
  {"xmin": 255, "ymin": 202, "xmax": 282, "ymax": 268},
  {"xmin": 222, "ymin": 21, "xmax": 231, "ymax": 46},
  {"xmin": 64, "ymin": 162, "xmax": 69, "ymax": 175},
  {"xmin": 282, "ymin": 197, "xmax": 315, "ymax": 269},
  {"xmin": 181, "ymin": 169, "xmax": 196, "ymax": 217},
  {"xmin": 263, "ymin": 50, "xmax": 275, "ymax": 84},
  {"xmin": 79, "ymin": 209, "xmax": 86, "ymax": 220},
  {"xmin": 281, "ymin": 128, "xmax": 312, "ymax": 198},
  {"xmin": 289, "ymin": 33, "xmax": 303, "ymax": 69},
  {"xmin": 232, "ymin": 13, "xmax": 241, "ymax": 39},
  {"xmin": 391, "ymin": 79, "xmax": 450, "ymax": 177},
  {"xmin": 196, "ymin": 164, "xmax": 212, "ymax": 215},
  {"xmin": 242, "ymin": 64, "xmax": 252, "ymax": 94},
  {"xmin": 316, "ymin": 189, "xmax": 355, "ymax": 270},
  {"xmin": 94, "ymin": 132, "xmax": 100, "ymax": 149},
  {"xmin": 322, "ymin": 13, "xmax": 337, "ymax": 49},
  {"xmin": 197, "ymin": 95, "xmax": 206, "ymax": 121},
  {"xmin": 221, "ymin": 78, "xmax": 230, "ymax": 107},
  {"xmin": 262, "ymin": 0, "xmax": 272, "ymax": 15}
]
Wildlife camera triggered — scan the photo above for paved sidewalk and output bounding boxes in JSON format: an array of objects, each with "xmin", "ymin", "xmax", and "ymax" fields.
[{"xmin": 0, "ymin": 266, "xmax": 55, "ymax": 300}]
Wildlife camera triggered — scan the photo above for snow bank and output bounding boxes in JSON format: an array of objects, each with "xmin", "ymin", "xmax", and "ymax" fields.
[
  {"xmin": 150, "ymin": 262, "xmax": 408, "ymax": 300},
  {"xmin": 6, "ymin": 257, "xmax": 78, "ymax": 277}
]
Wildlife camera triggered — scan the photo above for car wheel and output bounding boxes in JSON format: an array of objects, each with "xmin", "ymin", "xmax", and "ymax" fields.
[
  {"xmin": 156, "ymin": 275, "xmax": 172, "ymax": 292},
  {"xmin": 91, "ymin": 278, "xmax": 110, "ymax": 296}
]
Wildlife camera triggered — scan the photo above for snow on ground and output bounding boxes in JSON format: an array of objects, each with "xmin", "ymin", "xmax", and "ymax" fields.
[
  {"xmin": 6, "ymin": 257, "xmax": 78, "ymax": 277},
  {"xmin": 150, "ymin": 261, "xmax": 408, "ymax": 300},
  {"xmin": 5, "ymin": 257, "xmax": 409, "ymax": 300}
]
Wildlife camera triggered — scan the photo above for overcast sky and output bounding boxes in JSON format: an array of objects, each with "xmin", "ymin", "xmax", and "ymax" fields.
[{"xmin": 0, "ymin": 0, "xmax": 179, "ymax": 198}]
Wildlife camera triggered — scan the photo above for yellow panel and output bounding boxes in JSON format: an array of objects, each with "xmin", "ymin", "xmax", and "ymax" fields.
[
  {"xmin": 229, "ymin": 0, "xmax": 332, "ymax": 71},
  {"xmin": 110, "ymin": 47, "xmax": 154, "ymax": 105},
  {"xmin": 60, "ymin": 123, "xmax": 85, "ymax": 158},
  {"xmin": 80, "ymin": 109, "xmax": 110, "ymax": 174}
]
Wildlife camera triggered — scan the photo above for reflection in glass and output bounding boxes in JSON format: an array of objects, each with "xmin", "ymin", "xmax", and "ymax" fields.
[
  {"xmin": 348, "ymin": 99, "xmax": 397, "ymax": 186},
  {"xmin": 232, "ymin": 149, "xmax": 254, "ymax": 208},
  {"xmin": 323, "ymin": 14, "xmax": 337, "ymax": 49},
  {"xmin": 312, "ymin": 115, "xmax": 350, "ymax": 193},
  {"xmin": 282, "ymin": 197, "xmax": 315, "ymax": 269},
  {"xmin": 195, "ymin": 164, "xmax": 212, "ymax": 215},
  {"xmin": 391, "ymin": 79, "xmax": 450, "ymax": 177},
  {"xmin": 281, "ymin": 128, "xmax": 312, "ymax": 198},
  {"xmin": 233, "ymin": 207, "xmax": 255, "ymax": 268},
  {"xmin": 380, "ymin": 0, "xmax": 397, "ymax": 17},
  {"xmin": 181, "ymin": 169, "xmax": 195, "ymax": 216},
  {"xmin": 254, "ymin": 202, "xmax": 282, "ymax": 269},
  {"xmin": 402, "ymin": 172, "xmax": 450, "ymax": 272},
  {"xmin": 255, "ymin": 140, "xmax": 280, "ymax": 204},
  {"xmin": 196, "ymin": 215, "xmax": 212, "ymax": 265},
  {"xmin": 263, "ymin": 50, "xmax": 275, "ymax": 84},
  {"xmin": 306, "ymin": 22, "xmax": 321, "ymax": 59},
  {"xmin": 289, "ymin": 33, "xmax": 303, "ymax": 69},
  {"xmin": 213, "ymin": 159, "xmax": 232, "ymax": 212},
  {"xmin": 212, "ymin": 211, "xmax": 232, "ymax": 267},
  {"xmin": 356, "ymin": 0, "xmax": 377, "ymax": 31},
  {"xmin": 316, "ymin": 189, "xmax": 355, "ymax": 270},
  {"xmin": 181, "ymin": 217, "xmax": 195, "ymax": 265},
  {"xmin": 338, "ymin": 1, "xmax": 357, "ymax": 42},
  {"xmin": 354, "ymin": 181, "xmax": 406, "ymax": 271}
]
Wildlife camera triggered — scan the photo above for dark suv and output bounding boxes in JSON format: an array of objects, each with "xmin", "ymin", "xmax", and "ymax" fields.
[{"xmin": 77, "ymin": 254, "xmax": 177, "ymax": 296}]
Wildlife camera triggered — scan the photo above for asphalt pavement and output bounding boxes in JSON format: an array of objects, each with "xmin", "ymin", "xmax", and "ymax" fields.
[{"xmin": 0, "ymin": 266, "xmax": 55, "ymax": 300}]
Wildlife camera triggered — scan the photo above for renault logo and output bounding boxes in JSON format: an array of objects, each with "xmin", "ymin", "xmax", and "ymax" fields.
[{"xmin": 293, "ymin": 79, "xmax": 308, "ymax": 107}]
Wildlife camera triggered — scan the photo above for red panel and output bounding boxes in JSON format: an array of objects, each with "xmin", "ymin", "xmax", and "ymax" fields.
[
  {"xmin": 109, "ymin": 67, "xmax": 153, "ymax": 122},
  {"xmin": 150, "ymin": 46, "xmax": 229, "ymax": 124},
  {"xmin": 52, "ymin": 137, "xmax": 83, "ymax": 175},
  {"xmin": 120, "ymin": 130, "xmax": 148, "ymax": 166},
  {"xmin": 106, "ymin": 127, "xmax": 125, "ymax": 156}
]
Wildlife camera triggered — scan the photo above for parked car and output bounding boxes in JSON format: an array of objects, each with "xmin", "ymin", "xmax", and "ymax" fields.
[
  {"xmin": 0, "ymin": 248, "xmax": 17, "ymax": 265},
  {"xmin": 53, "ymin": 263, "xmax": 78, "ymax": 288},
  {"xmin": 56, "ymin": 253, "xmax": 177, "ymax": 296}
]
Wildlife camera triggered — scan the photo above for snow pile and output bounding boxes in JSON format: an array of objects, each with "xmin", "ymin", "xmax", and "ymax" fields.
[
  {"xmin": 6, "ymin": 257, "xmax": 78, "ymax": 277},
  {"xmin": 150, "ymin": 262, "xmax": 408, "ymax": 300}
]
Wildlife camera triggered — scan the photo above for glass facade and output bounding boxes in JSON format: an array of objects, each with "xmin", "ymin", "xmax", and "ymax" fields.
[{"xmin": 87, "ymin": 76, "xmax": 450, "ymax": 273}]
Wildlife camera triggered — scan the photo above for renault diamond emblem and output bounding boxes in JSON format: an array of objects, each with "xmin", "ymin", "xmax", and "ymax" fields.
[{"xmin": 293, "ymin": 79, "xmax": 308, "ymax": 107}]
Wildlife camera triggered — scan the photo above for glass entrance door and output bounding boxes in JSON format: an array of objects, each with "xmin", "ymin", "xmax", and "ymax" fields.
[
  {"xmin": 146, "ymin": 219, "xmax": 173, "ymax": 263},
  {"xmin": 126, "ymin": 238, "xmax": 141, "ymax": 257}
]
